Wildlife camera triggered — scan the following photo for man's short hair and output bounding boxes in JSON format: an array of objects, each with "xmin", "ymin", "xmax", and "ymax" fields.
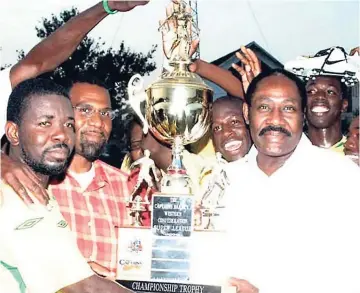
[
  {"xmin": 64, "ymin": 72, "xmax": 108, "ymax": 91},
  {"xmin": 213, "ymin": 95, "xmax": 244, "ymax": 108},
  {"xmin": 211, "ymin": 95, "xmax": 244, "ymax": 123},
  {"xmin": 245, "ymin": 68, "xmax": 307, "ymax": 112},
  {"xmin": 7, "ymin": 78, "xmax": 69, "ymax": 125}
]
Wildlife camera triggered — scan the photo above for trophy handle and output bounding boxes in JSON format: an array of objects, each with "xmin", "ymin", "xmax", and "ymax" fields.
[{"xmin": 127, "ymin": 74, "xmax": 149, "ymax": 134}]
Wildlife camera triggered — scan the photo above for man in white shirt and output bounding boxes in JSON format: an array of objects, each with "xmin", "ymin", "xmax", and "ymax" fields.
[
  {"xmin": 1, "ymin": 78, "xmax": 131, "ymax": 293},
  {"xmin": 225, "ymin": 69, "xmax": 360, "ymax": 293}
]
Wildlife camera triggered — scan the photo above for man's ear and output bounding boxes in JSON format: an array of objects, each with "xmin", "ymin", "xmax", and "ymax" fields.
[
  {"xmin": 5, "ymin": 121, "xmax": 19, "ymax": 146},
  {"xmin": 243, "ymin": 103, "xmax": 250, "ymax": 125},
  {"xmin": 341, "ymin": 99, "xmax": 349, "ymax": 113}
]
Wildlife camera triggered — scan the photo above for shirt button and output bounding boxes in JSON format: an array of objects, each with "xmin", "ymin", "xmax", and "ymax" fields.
[{"xmin": 88, "ymin": 221, "xmax": 92, "ymax": 227}]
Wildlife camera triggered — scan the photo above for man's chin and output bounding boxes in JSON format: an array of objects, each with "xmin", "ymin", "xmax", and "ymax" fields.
[
  {"xmin": 77, "ymin": 142, "xmax": 105, "ymax": 162},
  {"xmin": 307, "ymin": 114, "xmax": 337, "ymax": 129},
  {"xmin": 34, "ymin": 163, "xmax": 68, "ymax": 176},
  {"xmin": 224, "ymin": 152, "xmax": 246, "ymax": 163}
]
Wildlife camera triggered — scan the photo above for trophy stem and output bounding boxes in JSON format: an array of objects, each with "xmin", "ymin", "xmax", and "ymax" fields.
[
  {"xmin": 167, "ymin": 136, "xmax": 187, "ymax": 175},
  {"xmin": 168, "ymin": 61, "xmax": 190, "ymax": 72},
  {"xmin": 160, "ymin": 136, "xmax": 194, "ymax": 195}
]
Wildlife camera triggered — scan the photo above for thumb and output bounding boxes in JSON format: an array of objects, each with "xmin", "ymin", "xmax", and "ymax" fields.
[{"xmin": 189, "ymin": 62, "xmax": 197, "ymax": 73}]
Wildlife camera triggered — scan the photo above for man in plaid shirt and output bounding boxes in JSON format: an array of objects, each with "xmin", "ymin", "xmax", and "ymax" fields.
[{"xmin": 48, "ymin": 74, "xmax": 133, "ymax": 277}]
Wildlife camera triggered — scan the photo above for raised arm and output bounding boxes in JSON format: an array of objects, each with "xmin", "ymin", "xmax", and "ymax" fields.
[
  {"xmin": 9, "ymin": 1, "xmax": 149, "ymax": 88},
  {"xmin": 190, "ymin": 59, "xmax": 245, "ymax": 99},
  {"xmin": 190, "ymin": 46, "xmax": 261, "ymax": 98}
]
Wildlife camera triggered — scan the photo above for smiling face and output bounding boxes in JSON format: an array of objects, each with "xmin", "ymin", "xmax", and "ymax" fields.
[
  {"xmin": 344, "ymin": 116, "xmax": 359, "ymax": 165},
  {"xmin": 211, "ymin": 99, "xmax": 251, "ymax": 162},
  {"xmin": 15, "ymin": 94, "xmax": 75, "ymax": 175},
  {"xmin": 70, "ymin": 82, "xmax": 112, "ymax": 162},
  {"xmin": 306, "ymin": 76, "xmax": 348, "ymax": 129},
  {"xmin": 244, "ymin": 74, "xmax": 304, "ymax": 158}
]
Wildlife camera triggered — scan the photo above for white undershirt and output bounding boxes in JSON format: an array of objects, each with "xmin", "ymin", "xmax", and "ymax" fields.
[{"xmin": 67, "ymin": 164, "xmax": 95, "ymax": 191}]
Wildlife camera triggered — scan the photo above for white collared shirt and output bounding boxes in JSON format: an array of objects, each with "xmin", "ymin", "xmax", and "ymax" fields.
[
  {"xmin": 224, "ymin": 135, "xmax": 360, "ymax": 293},
  {"xmin": 0, "ymin": 182, "xmax": 94, "ymax": 293}
]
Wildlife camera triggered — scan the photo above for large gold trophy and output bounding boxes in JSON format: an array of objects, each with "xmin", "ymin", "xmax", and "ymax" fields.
[
  {"xmin": 127, "ymin": 2, "xmax": 212, "ymax": 195},
  {"xmin": 117, "ymin": 1, "xmax": 234, "ymax": 292}
]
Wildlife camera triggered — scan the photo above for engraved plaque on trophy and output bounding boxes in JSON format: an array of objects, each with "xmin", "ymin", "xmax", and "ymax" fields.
[{"xmin": 117, "ymin": 194, "xmax": 233, "ymax": 293}]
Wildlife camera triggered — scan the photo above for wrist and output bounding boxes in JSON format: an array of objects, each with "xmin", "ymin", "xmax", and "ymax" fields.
[
  {"xmin": 102, "ymin": 0, "xmax": 118, "ymax": 14},
  {"xmin": 106, "ymin": 1, "xmax": 115, "ymax": 11}
]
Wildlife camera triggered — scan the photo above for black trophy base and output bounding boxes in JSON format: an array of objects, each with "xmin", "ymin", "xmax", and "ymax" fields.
[{"xmin": 117, "ymin": 280, "xmax": 222, "ymax": 293}]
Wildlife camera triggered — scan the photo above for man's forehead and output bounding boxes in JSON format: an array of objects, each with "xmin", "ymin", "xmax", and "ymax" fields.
[
  {"xmin": 26, "ymin": 94, "xmax": 73, "ymax": 117},
  {"xmin": 69, "ymin": 82, "xmax": 110, "ymax": 105},
  {"xmin": 307, "ymin": 76, "xmax": 341, "ymax": 87},
  {"xmin": 213, "ymin": 102, "xmax": 242, "ymax": 116}
]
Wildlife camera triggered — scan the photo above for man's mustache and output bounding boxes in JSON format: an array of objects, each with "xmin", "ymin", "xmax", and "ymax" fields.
[
  {"xmin": 82, "ymin": 130, "xmax": 106, "ymax": 139},
  {"xmin": 44, "ymin": 143, "xmax": 71, "ymax": 154},
  {"xmin": 259, "ymin": 125, "xmax": 291, "ymax": 137}
]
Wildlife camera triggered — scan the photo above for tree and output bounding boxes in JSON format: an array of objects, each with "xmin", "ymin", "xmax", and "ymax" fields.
[{"xmin": 22, "ymin": 8, "xmax": 157, "ymax": 167}]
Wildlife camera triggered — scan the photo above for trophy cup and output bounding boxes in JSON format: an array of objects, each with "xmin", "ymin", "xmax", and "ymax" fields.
[{"xmin": 117, "ymin": 1, "xmax": 234, "ymax": 292}]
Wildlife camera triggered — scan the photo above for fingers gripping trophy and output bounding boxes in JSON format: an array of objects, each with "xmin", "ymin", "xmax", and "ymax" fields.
[{"xmin": 127, "ymin": 0, "xmax": 213, "ymax": 196}]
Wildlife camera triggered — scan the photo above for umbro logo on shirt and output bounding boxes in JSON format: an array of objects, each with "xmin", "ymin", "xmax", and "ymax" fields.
[
  {"xmin": 15, "ymin": 217, "xmax": 44, "ymax": 230},
  {"xmin": 57, "ymin": 220, "xmax": 68, "ymax": 228}
]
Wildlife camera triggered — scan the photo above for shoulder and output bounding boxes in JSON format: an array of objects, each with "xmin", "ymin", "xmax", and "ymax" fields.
[{"xmin": 306, "ymin": 144, "xmax": 360, "ymax": 176}]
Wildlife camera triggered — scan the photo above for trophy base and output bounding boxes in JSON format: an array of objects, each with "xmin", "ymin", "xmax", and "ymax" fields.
[
  {"xmin": 117, "ymin": 280, "xmax": 236, "ymax": 293},
  {"xmin": 117, "ymin": 193, "xmax": 233, "ymax": 293}
]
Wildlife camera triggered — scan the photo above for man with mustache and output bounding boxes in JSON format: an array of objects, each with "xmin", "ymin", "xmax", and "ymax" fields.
[
  {"xmin": 1, "ymin": 78, "xmax": 132, "ymax": 293},
  {"xmin": 344, "ymin": 112, "xmax": 359, "ymax": 165},
  {"xmin": 49, "ymin": 74, "xmax": 133, "ymax": 277},
  {"xmin": 224, "ymin": 69, "xmax": 360, "ymax": 293},
  {"xmin": 2, "ymin": 74, "xmax": 134, "ymax": 278}
]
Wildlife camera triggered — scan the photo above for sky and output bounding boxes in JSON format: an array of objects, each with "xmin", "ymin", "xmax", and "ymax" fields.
[{"xmin": 1, "ymin": 0, "xmax": 359, "ymax": 86}]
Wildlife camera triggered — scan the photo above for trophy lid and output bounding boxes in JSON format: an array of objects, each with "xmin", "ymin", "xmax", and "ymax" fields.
[{"xmin": 147, "ymin": 62, "xmax": 213, "ymax": 93}]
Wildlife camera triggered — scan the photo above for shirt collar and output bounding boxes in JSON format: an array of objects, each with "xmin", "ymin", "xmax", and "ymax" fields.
[
  {"xmin": 331, "ymin": 136, "xmax": 347, "ymax": 149},
  {"xmin": 64, "ymin": 160, "xmax": 109, "ymax": 191},
  {"xmin": 246, "ymin": 134, "xmax": 314, "ymax": 176}
]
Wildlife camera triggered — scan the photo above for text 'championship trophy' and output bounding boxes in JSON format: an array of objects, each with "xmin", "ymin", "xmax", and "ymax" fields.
[{"xmin": 117, "ymin": 1, "xmax": 234, "ymax": 293}]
